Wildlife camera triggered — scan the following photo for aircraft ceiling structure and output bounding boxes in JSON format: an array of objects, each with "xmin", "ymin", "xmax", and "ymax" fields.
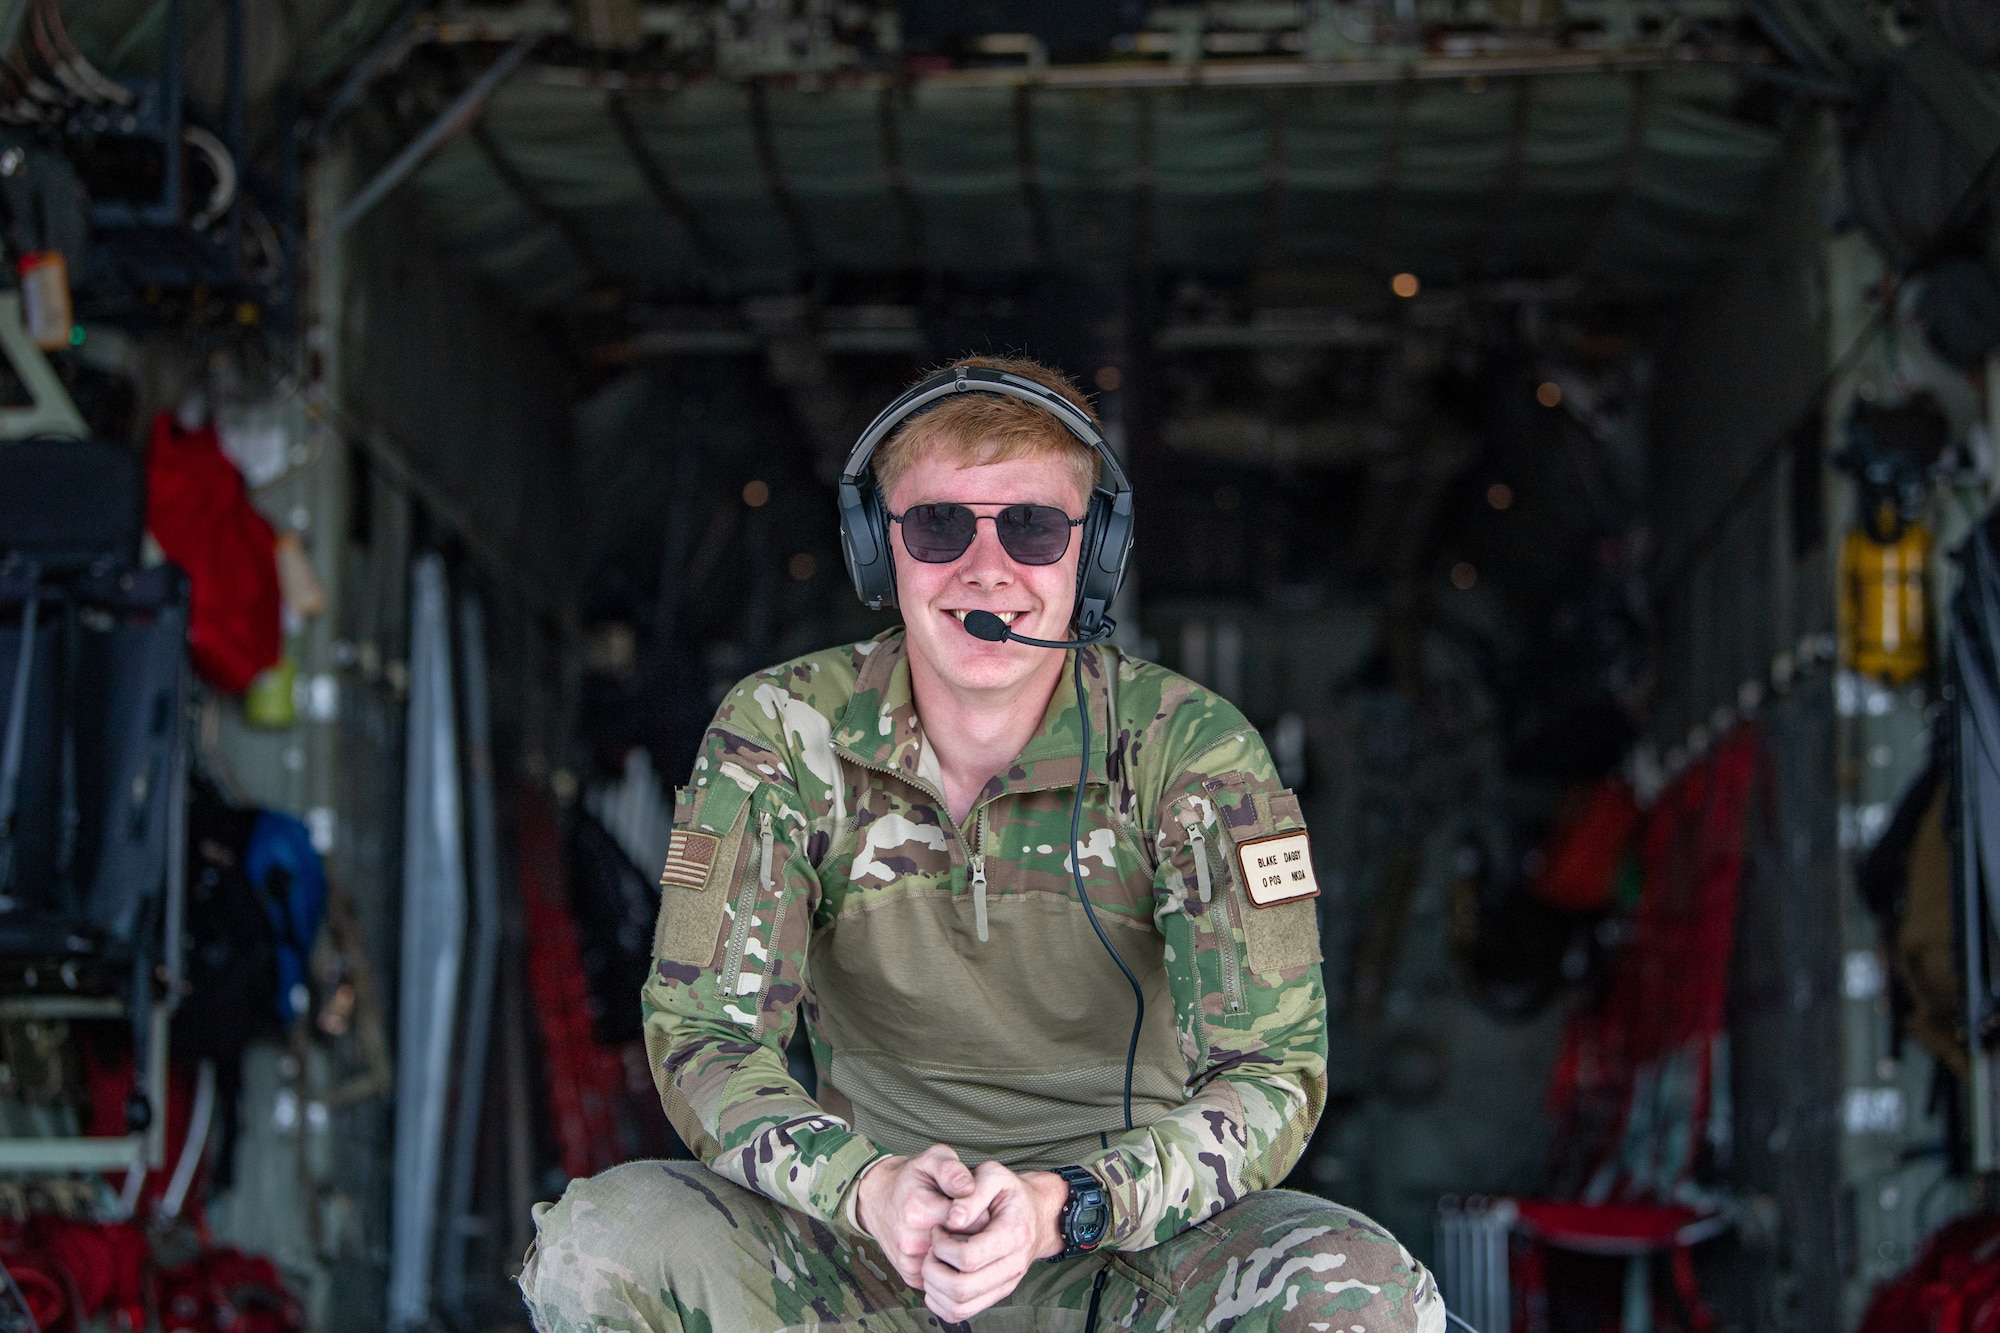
[
  {"xmin": 404, "ymin": 62, "xmax": 1784, "ymax": 310},
  {"xmin": 47, "ymin": 0, "xmax": 405, "ymax": 131},
  {"xmin": 43, "ymin": 0, "xmax": 1989, "ymax": 325}
]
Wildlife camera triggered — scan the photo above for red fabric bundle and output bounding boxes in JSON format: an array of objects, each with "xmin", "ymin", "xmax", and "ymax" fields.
[
  {"xmin": 1545, "ymin": 727, "xmax": 1759, "ymax": 1198},
  {"xmin": 519, "ymin": 784, "xmax": 629, "ymax": 1180},
  {"xmin": 41, "ymin": 1220, "xmax": 149, "ymax": 1328},
  {"xmin": 157, "ymin": 1246, "xmax": 303, "ymax": 1333},
  {"xmin": 1511, "ymin": 732, "xmax": 1762, "ymax": 1333},
  {"xmin": 0, "ymin": 1219, "xmax": 300, "ymax": 1333},
  {"xmin": 1531, "ymin": 778, "xmax": 1639, "ymax": 913},
  {"xmin": 1857, "ymin": 1213, "xmax": 2000, "ymax": 1333},
  {"xmin": 144, "ymin": 411, "xmax": 281, "ymax": 693},
  {"xmin": 0, "ymin": 1218, "xmax": 68, "ymax": 1330},
  {"xmin": 1, "ymin": 1218, "xmax": 152, "ymax": 1332}
]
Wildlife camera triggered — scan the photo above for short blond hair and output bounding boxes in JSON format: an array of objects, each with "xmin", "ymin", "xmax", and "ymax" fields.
[{"xmin": 872, "ymin": 355, "xmax": 1102, "ymax": 505}]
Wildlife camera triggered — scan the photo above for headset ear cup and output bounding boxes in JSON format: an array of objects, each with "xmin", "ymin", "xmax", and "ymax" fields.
[
  {"xmin": 1101, "ymin": 493, "xmax": 1133, "ymax": 600},
  {"xmin": 867, "ymin": 482, "xmax": 898, "ymax": 609},
  {"xmin": 840, "ymin": 477, "xmax": 898, "ymax": 610},
  {"xmin": 1073, "ymin": 490, "xmax": 1115, "ymax": 627}
]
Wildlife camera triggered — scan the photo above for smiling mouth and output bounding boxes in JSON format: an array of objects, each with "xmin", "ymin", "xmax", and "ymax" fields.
[{"xmin": 949, "ymin": 610, "xmax": 1023, "ymax": 627}]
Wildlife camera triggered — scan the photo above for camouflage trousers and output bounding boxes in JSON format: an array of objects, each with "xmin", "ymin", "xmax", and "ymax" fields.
[{"xmin": 519, "ymin": 1160, "xmax": 1445, "ymax": 1332}]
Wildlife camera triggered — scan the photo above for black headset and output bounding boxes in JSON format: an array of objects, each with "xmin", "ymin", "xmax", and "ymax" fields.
[{"xmin": 837, "ymin": 365, "xmax": 1135, "ymax": 636}]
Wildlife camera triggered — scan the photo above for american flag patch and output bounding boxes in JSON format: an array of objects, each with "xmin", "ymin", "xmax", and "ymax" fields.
[{"xmin": 659, "ymin": 830, "xmax": 722, "ymax": 892}]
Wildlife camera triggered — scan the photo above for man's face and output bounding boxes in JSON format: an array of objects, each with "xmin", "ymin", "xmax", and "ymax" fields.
[{"xmin": 886, "ymin": 448, "xmax": 1090, "ymax": 697}]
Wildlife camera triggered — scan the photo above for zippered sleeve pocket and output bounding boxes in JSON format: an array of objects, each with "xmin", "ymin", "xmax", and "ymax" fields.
[
  {"xmin": 1159, "ymin": 800, "xmax": 1254, "ymax": 1062},
  {"xmin": 716, "ymin": 809, "xmax": 780, "ymax": 1031}
]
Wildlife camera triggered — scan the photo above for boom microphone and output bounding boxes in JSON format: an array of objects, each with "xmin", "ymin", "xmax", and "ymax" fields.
[{"xmin": 962, "ymin": 610, "xmax": 1115, "ymax": 648}]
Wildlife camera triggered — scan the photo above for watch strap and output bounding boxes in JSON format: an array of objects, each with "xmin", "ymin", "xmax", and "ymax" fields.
[{"xmin": 1051, "ymin": 1165, "xmax": 1109, "ymax": 1261}]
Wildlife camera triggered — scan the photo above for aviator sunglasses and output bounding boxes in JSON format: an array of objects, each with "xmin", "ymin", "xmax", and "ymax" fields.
[{"xmin": 888, "ymin": 502, "xmax": 1084, "ymax": 565}]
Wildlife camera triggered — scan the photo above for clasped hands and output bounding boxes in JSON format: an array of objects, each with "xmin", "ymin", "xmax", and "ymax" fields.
[{"xmin": 854, "ymin": 1144, "xmax": 1073, "ymax": 1323}]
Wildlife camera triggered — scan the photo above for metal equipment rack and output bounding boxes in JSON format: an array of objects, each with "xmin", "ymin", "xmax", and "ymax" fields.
[{"xmin": 0, "ymin": 295, "xmax": 186, "ymax": 1178}]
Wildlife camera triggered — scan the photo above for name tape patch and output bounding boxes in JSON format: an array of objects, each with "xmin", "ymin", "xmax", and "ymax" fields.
[
  {"xmin": 1235, "ymin": 831, "xmax": 1319, "ymax": 908},
  {"xmin": 660, "ymin": 829, "xmax": 722, "ymax": 892}
]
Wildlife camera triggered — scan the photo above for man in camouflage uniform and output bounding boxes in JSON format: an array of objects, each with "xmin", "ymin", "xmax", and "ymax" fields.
[{"xmin": 521, "ymin": 357, "xmax": 1443, "ymax": 1332}]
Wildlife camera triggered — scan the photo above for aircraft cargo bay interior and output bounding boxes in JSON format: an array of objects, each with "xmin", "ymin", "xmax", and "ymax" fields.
[{"xmin": 0, "ymin": 2, "xmax": 1997, "ymax": 1331}]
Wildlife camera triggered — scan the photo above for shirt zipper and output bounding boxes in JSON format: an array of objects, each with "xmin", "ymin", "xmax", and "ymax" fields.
[
  {"xmin": 832, "ymin": 752, "xmax": 983, "ymax": 931},
  {"xmin": 835, "ymin": 753, "xmax": 954, "ymax": 833},
  {"xmin": 720, "ymin": 810, "xmax": 774, "ymax": 1009},
  {"xmin": 971, "ymin": 807, "xmax": 990, "ymax": 943},
  {"xmin": 1182, "ymin": 814, "xmax": 1242, "ymax": 1014},
  {"xmin": 836, "ymin": 748, "xmax": 1096, "ymax": 949}
]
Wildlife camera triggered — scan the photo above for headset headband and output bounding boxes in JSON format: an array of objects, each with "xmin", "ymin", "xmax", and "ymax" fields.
[{"xmin": 839, "ymin": 365, "xmax": 1131, "ymax": 496}]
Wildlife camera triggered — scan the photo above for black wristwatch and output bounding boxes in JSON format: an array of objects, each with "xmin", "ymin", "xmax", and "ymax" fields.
[{"xmin": 1050, "ymin": 1165, "xmax": 1110, "ymax": 1260}]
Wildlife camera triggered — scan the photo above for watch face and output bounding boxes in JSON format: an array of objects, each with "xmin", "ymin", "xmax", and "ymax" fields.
[{"xmin": 1072, "ymin": 1195, "xmax": 1109, "ymax": 1244}]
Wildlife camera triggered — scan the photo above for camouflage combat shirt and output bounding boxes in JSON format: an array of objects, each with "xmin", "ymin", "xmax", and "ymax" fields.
[{"xmin": 642, "ymin": 628, "xmax": 1329, "ymax": 1252}]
